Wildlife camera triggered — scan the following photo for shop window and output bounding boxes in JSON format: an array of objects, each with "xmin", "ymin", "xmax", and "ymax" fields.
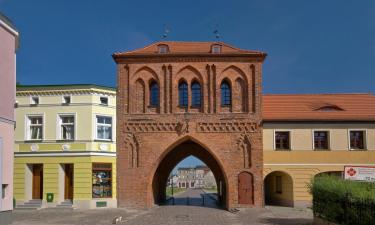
[
  {"xmin": 92, "ymin": 163, "xmax": 112, "ymax": 198},
  {"xmin": 96, "ymin": 116, "xmax": 112, "ymax": 140},
  {"xmin": 275, "ymin": 131, "xmax": 290, "ymax": 150},
  {"xmin": 314, "ymin": 131, "xmax": 329, "ymax": 150},
  {"xmin": 59, "ymin": 115, "xmax": 75, "ymax": 140},
  {"xmin": 27, "ymin": 116, "xmax": 43, "ymax": 140},
  {"xmin": 350, "ymin": 130, "xmax": 366, "ymax": 150}
]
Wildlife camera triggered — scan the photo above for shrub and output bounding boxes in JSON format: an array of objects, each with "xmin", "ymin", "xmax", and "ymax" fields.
[{"xmin": 308, "ymin": 176, "xmax": 375, "ymax": 225}]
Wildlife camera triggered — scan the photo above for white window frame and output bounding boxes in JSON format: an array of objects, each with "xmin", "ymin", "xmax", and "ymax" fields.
[
  {"xmin": 62, "ymin": 95, "xmax": 71, "ymax": 104},
  {"xmin": 273, "ymin": 130, "xmax": 292, "ymax": 150},
  {"xmin": 57, "ymin": 113, "xmax": 77, "ymax": 140},
  {"xmin": 348, "ymin": 129, "xmax": 367, "ymax": 150},
  {"xmin": 30, "ymin": 96, "xmax": 40, "ymax": 105},
  {"xmin": 25, "ymin": 114, "xmax": 44, "ymax": 141},
  {"xmin": 312, "ymin": 130, "xmax": 331, "ymax": 150},
  {"xmin": 211, "ymin": 45, "xmax": 222, "ymax": 53},
  {"xmin": 158, "ymin": 45, "xmax": 169, "ymax": 54},
  {"xmin": 94, "ymin": 114, "xmax": 113, "ymax": 141}
]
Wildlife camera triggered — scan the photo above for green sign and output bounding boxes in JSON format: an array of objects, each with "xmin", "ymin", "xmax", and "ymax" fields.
[{"xmin": 96, "ymin": 201, "xmax": 107, "ymax": 207}]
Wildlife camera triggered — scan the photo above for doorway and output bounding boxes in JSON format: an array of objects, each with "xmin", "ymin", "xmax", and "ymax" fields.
[
  {"xmin": 238, "ymin": 172, "xmax": 254, "ymax": 204},
  {"xmin": 32, "ymin": 164, "xmax": 43, "ymax": 199},
  {"xmin": 64, "ymin": 164, "xmax": 74, "ymax": 200}
]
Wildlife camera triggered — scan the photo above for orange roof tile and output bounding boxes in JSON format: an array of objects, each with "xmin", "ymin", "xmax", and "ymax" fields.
[
  {"xmin": 113, "ymin": 41, "xmax": 266, "ymax": 57},
  {"xmin": 263, "ymin": 93, "xmax": 375, "ymax": 121}
]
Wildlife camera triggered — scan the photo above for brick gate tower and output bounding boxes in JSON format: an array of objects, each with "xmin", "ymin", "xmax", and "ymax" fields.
[{"xmin": 113, "ymin": 42, "xmax": 266, "ymax": 209}]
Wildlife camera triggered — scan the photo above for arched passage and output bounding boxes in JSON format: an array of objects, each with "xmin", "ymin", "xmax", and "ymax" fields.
[
  {"xmin": 264, "ymin": 171, "xmax": 294, "ymax": 207},
  {"xmin": 151, "ymin": 139, "xmax": 228, "ymax": 208}
]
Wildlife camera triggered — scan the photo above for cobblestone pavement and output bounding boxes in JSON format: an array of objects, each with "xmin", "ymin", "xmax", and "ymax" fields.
[{"xmin": 12, "ymin": 189, "xmax": 313, "ymax": 225}]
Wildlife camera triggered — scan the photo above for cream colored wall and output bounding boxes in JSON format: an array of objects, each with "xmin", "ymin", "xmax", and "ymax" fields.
[
  {"xmin": 263, "ymin": 122, "xmax": 375, "ymax": 207},
  {"xmin": 263, "ymin": 123, "xmax": 375, "ymax": 151}
]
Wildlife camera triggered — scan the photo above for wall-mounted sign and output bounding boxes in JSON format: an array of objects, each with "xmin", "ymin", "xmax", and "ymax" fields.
[{"xmin": 344, "ymin": 166, "xmax": 375, "ymax": 182}]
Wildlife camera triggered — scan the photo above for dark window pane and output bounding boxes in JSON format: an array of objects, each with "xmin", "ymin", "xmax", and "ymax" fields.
[
  {"xmin": 314, "ymin": 131, "xmax": 329, "ymax": 150},
  {"xmin": 178, "ymin": 82, "xmax": 188, "ymax": 106},
  {"xmin": 275, "ymin": 132, "xmax": 290, "ymax": 150},
  {"xmin": 221, "ymin": 81, "xmax": 231, "ymax": 106},
  {"xmin": 350, "ymin": 131, "xmax": 365, "ymax": 150},
  {"xmin": 150, "ymin": 81, "xmax": 159, "ymax": 106},
  {"xmin": 191, "ymin": 82, "xmax": 201, "ymax": 107}
]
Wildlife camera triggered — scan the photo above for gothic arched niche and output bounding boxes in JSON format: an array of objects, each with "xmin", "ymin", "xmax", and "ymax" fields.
[{"xmin": 135, "ymin": 79, "xmax": 145, "ymax": 113}]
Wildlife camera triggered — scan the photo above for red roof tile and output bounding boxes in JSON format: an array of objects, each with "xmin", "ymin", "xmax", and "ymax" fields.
[
  {"xmin": 113, "ymin": 41, "xmax": 266, "ymax": 57},
  {"xmin": 263, "ymin": 93, "xmax": 375, "ymax": 121}
]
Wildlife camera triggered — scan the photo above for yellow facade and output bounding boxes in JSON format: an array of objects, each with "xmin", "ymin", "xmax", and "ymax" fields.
[
  {"xmin": 263, "ymin": 122, "xmax": 375, "ymax": 207},
  {"xmin": 14, "ymin": 85, "xmax": 117, "ymax": 209}
]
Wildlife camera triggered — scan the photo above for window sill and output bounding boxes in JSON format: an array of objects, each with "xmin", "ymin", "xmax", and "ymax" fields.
[
  {"xmin": 148, "ymin": 105, "xmax": 158, "ymax": 108},
  {"xmin": 24, "ymin": 140, "xmax": 43, "ymax": 143},
  {"xmin": 274, "ymin": 149, "xmax": 291, "ymax": 151},
  {"xmin": 349, "ymin": 149, "xmax": 367, "ymax": 151},
  {"xmin": 221, "ymin": 105, "xmax": 231, "ymax": 107},
  {"xmin": 313, "ymin": 149, "xmax": 330, "ymax": 151},
  {"xmin": 94, "ymin": 139, "xmax": 113, "ymax": 143},
  {"xmin": 56, "ymin": 139, "xmax": 75, "ymax": 142}
]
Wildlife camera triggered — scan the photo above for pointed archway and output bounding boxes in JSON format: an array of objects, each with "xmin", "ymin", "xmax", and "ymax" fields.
[{"xmin": 151, "ymin": 138, "xmax": 228, "ymax": 208}]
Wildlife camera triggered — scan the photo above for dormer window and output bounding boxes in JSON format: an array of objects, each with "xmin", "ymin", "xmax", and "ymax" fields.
[
  {"xmin": 31, "ymin": 96, "xmax": 39, "ymax": 105},
  {"xmin": 211, "ymin": 44, "xmax": 222, "ymax": 53},
  {"xmin": 158, "ymin": 45, "xmax": 169, "ymax": 54},
  {"xmin": 315, "ymin": 105, "xmax": 343, "ymax": 111}
]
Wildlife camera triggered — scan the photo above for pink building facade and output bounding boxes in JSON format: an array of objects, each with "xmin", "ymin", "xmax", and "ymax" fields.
[{"xmin": 0, "ymin": 12, "xmax": 19, "ymax": 223}]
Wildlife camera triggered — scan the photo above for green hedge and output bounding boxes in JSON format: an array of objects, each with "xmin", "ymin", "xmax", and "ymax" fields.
[{"xmin": 308, "ymin": 176, "xmax": 375, "ymax": 225}]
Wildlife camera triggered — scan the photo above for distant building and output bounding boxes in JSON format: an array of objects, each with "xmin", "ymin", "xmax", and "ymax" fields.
[
  {"xmin": 13, "ymin": 85, "xmax": 117, "ymax": 209},
  {"xmin": 176, "ymin": 166, "xmax": 217, "ymax": 189},
  {"xmin": 0, "ymin": 12, "xmax": 19, "ymax": 223}
]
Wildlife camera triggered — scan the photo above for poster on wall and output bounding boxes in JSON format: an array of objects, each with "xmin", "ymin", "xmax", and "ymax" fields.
[{"xmin": 344, "ymin": 166, "xmax": 375, "ymax": 182}]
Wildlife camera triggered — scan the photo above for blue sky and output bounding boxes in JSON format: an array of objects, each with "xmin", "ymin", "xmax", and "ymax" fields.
[{"xmin": 2, "ymin": 0, "xmax": 375, "ymax": 167}]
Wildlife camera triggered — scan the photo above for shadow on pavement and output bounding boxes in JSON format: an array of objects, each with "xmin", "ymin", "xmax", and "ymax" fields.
[{"xmin": 258, "ymin": 218, "xmax": 313, "ymax": 225}]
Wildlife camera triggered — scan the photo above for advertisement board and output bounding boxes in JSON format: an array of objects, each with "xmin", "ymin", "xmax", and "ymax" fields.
[{"xmin": 344, "ymin": 166, "xmax": 375, "ymax": 182}]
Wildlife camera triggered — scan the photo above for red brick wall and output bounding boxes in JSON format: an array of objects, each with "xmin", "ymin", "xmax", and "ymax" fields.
[{"xmin": 116, "ymin": 56, "xmax": 265, "ymax": 209}]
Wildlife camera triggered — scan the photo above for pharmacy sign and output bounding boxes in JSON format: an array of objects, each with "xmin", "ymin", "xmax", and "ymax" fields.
[{"xmin": 344, "ymin": 166, "xmax": 375, "ymax": 182}]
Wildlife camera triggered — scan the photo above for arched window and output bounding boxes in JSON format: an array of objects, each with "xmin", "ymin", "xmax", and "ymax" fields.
[
  {"xmin": 191, "ymin": 81, "xmax": 201, "ymax": 107},
  {"xmin": 178, "ymin": 81, "xmax": 188, "ymax": 107},
  {"xmin": 149, "ymin": 81, "xmax": 159, "ymax": 107},
  {"xmin": 221, "ymin": 81, "xmax": 231, "ymax": 106}
]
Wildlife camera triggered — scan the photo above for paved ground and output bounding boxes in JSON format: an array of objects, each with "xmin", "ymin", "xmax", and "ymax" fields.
[{"xmin": 12, "ymin": 189, "xmax": 313, "ymax": 225}]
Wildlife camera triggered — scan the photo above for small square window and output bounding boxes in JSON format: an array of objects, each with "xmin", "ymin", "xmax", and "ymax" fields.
[
  {"xmin": 100, "ymin": 97, "xmax": 108, "ymax": 105},
  {"xmin": 158, "ymin": 45, "xmax": 169, "ymax": 53},
  {"xmin": 350, "ymin": 130, "xmax": 366, "ymax": 150},
  {"xmin": 63, "ymin": 96, "xmax": 71, "ymax": 104},
  {"xmin": 275, "ymin": 131, "xmax": 290, "ymax": 150},
  {"xmin": 31, "ymin": 96, "xmax": 39, "ymax": 105},
  {"xmin": 211, "ymin": 45, "xmax": 221, "ymax": 53}
]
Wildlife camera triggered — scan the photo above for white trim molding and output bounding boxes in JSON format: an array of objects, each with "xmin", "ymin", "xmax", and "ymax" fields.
[
  {"xmin": 14, "ymin": 151, "xmax": 116, "ymax": 157},
  {"xmin": 348, "ymin": 129, "xmax": 368, "ymax": 150}
]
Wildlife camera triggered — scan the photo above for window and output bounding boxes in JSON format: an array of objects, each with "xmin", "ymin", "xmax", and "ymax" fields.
[
  {"xmin": 27, "ymin": 116, "xmax": 43, "ymax": 140},
  {"xmin": 221, "ymin": 81, "xmax": 231, "ymax": 106},
  {"xmin": 191, "ymin": 82, "xmax": 201, "ymax": 107},
  {"xmin": 63, "ymin": 96, "xmax": 71, "ymax": 104},
  {"xmin": 60, "ymin": 115, "xmax": 75, "ymax": 140},
  {"xmin": 158, "ymin": 45, "xmax": 169, "ymax": 53},
  {"xmin": 31, "ymin": 96, "xmax": 39, "ymax": 105},
  {"xmin": 211, "ymin": 45, "xmax": 221, "ymax": 53},
  {"xmin": 92, "ymin": 163, "xmax": 112, "ymax": 198},
  {"xmin": 100, "ymin": 97, "xmax": 108, "ymax": 105},
  {"xmin": 96, "ymin": 116, "xmax": 112, "ymax": 140},
  {"xmin": 314, "ymin": 131, "xmax": 329, "ymax": 150},
  {"xmin": 350, "ymin": 130, "xmax": 365, "ymax": 150},
  {"xmin": 178, "ymin": 81, "xmax": 188, "ymax": 107},
  {"xmin": 276, "ymin": 176, "xmax": 282, "ymax": 194},
  {"xmin": 275, "ymin": 131, "xmax": 290, "ymax": 150},
  {"xmin": 149, "ymin": 81, "xmax": 159, "ymax": 107}
]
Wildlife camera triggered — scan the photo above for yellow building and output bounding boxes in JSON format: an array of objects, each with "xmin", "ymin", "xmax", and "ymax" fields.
[
  {"xmin": 14, "ymin": 84, "xmax": 117, "ymax": 209},
  {"xmin": 263, "ymin": 94, "xmax": 375, "ymax": 207}
]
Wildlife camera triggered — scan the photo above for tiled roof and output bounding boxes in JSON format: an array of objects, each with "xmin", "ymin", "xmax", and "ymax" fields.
[
  {"xmin": 263, "ymin": 93, "xmax": 375, "ymax": 121},
  {"xmin": 113, "ymin": 41, "xmax": 266, "ymax": 57}
]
